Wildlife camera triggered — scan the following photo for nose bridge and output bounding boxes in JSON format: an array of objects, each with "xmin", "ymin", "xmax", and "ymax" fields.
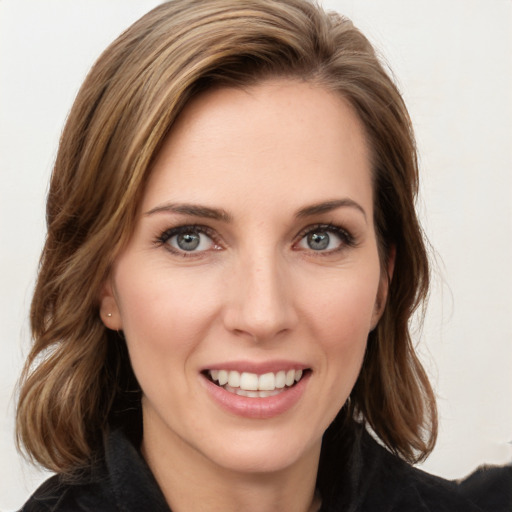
[{"xmin": 225, "ymin": 244, "xmax": 297, "ymax": 341}]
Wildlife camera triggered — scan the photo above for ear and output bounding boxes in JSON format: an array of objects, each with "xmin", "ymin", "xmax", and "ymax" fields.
[
  {"xmin": 99, "ymin": 279, "xmax": 123, "ymax": 331},
  {"xmin": 370, "ymin": 245, "xmax": 396, "ymax": 330}
]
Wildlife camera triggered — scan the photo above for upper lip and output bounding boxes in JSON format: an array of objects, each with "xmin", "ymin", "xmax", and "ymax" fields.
[{"xmin": 201, "ymin": 360, "xmax": 310, "ymax": 374}]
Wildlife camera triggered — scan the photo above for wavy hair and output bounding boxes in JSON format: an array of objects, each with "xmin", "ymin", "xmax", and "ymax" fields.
[{"xmin": 17, "ymin": 0, "xmax": 436, "ymax": 473}]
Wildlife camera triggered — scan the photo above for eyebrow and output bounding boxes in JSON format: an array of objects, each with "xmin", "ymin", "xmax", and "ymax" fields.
[
  {"xmin": 145, "ymin": 203, "xmax": 233, "ymax": 222},
  {"xmin": 295, "ymin": 199, "xmax": 367, "ymax": 221},
  {"xmin": 145, "ymin": 198, "xmax": 366, "ymax": 223}
]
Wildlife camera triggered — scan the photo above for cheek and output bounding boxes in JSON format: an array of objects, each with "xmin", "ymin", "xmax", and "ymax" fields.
[
  {"xmin": 114, "ymin": 264, "xmax": 223, "ymax": 361},
  {"xmin": 302, "ymin": 269, "xmax": 380, "ymax": 341},
  {"xmin": 300, "ymin": 268, "xmax": 380, "ymax": 384}
]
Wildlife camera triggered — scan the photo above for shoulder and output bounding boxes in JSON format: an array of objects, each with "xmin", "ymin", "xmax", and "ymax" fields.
[
  {"xmin": 19, "ymin": 426, "xmax": 170, "ymax": 512},
  {"xmin": 19, "ymin": 432, "xmax": 119, "ymax": 512},
  {"xmin": 347, "ymin": 427, "xmax": 504, "ymax": 512},
  {"xmin": 318, "ymin": 420, "xmax": 486, "ymax": 511},
  {"xmin": 384, "ymin": 458, "xmax": 512, "ymax": 512},
  {"xmin": 457, "ymin": 463, "xmax": 512, "ymax": 512},
  {"xmin": 19, "ymin": 471, "xmax": 117, "ymax": 512},
  {"xmin": 355, "ymin": 435, "xmax": 477, "ymax": 511},
  {"xmin": 357, "ymin": 430, "xmax": 512, "ymax": 512}
]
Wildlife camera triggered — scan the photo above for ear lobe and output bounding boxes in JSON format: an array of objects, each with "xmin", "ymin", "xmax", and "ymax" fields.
[
  {"xmin": 370, "ymin": 246, "xmax": 396, "ymax": 330},
  {"xmin": 99, "ymin": 280, "xmax": 122, "ymax": 330}
]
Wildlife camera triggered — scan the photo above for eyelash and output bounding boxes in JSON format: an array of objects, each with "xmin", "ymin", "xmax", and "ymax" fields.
[{"xmin": 154, "ymin": 222, "xmax": 356, "ymax": 257}]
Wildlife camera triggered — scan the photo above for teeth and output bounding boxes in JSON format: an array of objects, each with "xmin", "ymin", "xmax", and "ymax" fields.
[
  {"xmin": 258, "ymin": 372, "xmax": 275, "ymax": 391},
  {"xmin": 208, "ymin": 368, "xmax": 305, "ymax": 393},
  {"xmin": 218, "ymin": 370, "xmax": 228, "ymax": 386},
  {"xmin": 227, "ymin": 371, "xmax": 240, "ymax": 388},
  {"xmin": 239, "ymin": 372, "xmax": 258, "ymax": 391},
  {"xmin": 225, "ymin": 385, "xmax": 287, "ymax": 398},
  {"xmin": 275, "ymin": 370, "xmax": 286, "ymax": 389}
]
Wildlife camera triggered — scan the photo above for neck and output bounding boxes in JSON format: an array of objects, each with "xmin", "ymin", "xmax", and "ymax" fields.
[{"xmin": 141, "ymin": 416, "xmax": 322, "ymax": 512}]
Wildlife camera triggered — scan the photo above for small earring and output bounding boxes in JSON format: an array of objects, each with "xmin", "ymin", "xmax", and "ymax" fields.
[{"xmin": 107, "ymin": 313, "xmax": 112, "ymax": 318}]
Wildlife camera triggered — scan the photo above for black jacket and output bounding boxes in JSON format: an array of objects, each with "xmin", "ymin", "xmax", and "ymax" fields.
[{"xmin": 20, "ymin": 423, "xmax": 511, "ymax": 512}]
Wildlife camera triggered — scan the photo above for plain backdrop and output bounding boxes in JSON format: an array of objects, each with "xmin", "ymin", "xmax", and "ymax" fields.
[{"xmin": 1, "ymin": 0, "xmax": 511, "ymax": 510}]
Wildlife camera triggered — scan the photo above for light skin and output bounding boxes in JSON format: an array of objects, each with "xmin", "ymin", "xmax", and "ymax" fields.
[{"xmin": 101, "ymin": 80, "xmax": 391, "ymax": 512}]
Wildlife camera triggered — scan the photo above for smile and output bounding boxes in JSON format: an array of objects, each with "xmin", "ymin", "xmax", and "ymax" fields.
[{"xmin": 207, "ymin": 369, "xmax": 305, "ymax": 398}]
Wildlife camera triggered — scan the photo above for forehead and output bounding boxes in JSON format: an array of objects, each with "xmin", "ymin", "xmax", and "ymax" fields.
[{"xmin": 142, "ymin": 80, "xmax": 373, "ymax": 217}]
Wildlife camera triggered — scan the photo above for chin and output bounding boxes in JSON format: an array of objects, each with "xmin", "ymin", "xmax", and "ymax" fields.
[{"xmin": 199, "ymin": 430, "xmax": 322, "ymax": 475}]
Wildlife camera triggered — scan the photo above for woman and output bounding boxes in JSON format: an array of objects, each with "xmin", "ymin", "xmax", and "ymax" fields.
[{"xmin": 15, "ymin": 1, "xmax": 508, "ymax": 511}]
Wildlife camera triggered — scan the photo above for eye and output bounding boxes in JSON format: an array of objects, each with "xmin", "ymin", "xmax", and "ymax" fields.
[
  {"xmin": 157, "ymin": 225, "xmax": 220, "ymax": 255},
  {"xmin": 296, "ymin": 224, "xmax": 354, "ymax": 253}
]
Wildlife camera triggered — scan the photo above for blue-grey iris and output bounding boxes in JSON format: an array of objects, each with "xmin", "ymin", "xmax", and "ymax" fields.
[
  {"xmin": 177, "ymin": 232, "xmax": 200, "ymax": 251},
  {"xmin": 308, "ymin": 232, "xmax": 329, "ymax": 250}
]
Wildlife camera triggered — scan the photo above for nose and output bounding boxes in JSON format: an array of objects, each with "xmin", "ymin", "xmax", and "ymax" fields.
[{"xmin": 222, "ymin": 250, "xmax": 298, "ymax": 343}]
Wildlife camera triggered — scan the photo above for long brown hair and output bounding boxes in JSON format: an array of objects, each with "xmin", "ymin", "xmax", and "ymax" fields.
[{"xmin": 17, "ymin": 0, "xmax": 436, "ymax": 474}]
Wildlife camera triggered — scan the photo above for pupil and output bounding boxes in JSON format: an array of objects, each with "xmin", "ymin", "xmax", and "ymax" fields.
[
  {"xmin": 177, "ymin": 232, "xmax": 200, "ymax": 251},
  {"xmin": 308, "ymin": 232, "xmax": 329, "ymax": 250}
]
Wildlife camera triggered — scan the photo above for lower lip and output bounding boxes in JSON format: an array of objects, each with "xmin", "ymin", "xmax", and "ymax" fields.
[{"xmin": 202, "ymin": 372, "xmax": 310, "ymax": 419}]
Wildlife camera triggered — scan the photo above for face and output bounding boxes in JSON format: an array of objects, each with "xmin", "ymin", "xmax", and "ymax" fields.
[{"xmin": 101, "ymin": 80, "xmax": 389, "ymax": 477}]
